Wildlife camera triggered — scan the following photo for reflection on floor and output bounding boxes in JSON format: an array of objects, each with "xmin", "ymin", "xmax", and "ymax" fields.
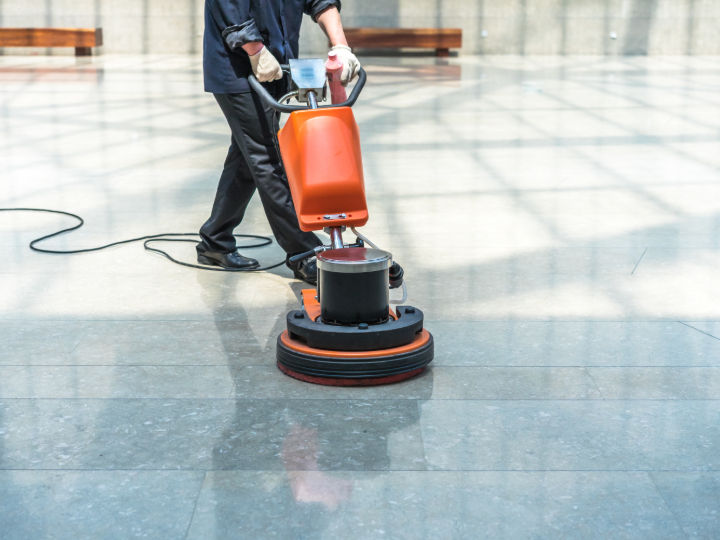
[{"xmin": 1, "ymin": 54, "xmax": 720, "ymax": 539}]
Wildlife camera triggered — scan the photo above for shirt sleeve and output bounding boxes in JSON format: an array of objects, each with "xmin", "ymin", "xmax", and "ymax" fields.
[
  {"xmin": 304, "ymin": 0, "xmax": 341, "ymax": 23},
  {"xmin": 222, "ymin": 20, "xmax": 263, "ymax": 51},
  {"xmin": 208, "ymin": 0, "xmax": 264, "ymax": 52}
]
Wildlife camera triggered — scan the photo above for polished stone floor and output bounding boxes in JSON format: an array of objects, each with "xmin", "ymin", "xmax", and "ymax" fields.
[{"xmin": 1, "ymin": 54, "xmax": 720, "ymax": 539}]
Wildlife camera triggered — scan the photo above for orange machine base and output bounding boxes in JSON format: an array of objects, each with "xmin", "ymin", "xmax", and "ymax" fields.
[
  {"xmin": 275, "ymin": 329, "xmax": 433, "ymax": 386},
  {"xmin": 277, "ymin": 362, "xmax": 425, "ymax": 387}
]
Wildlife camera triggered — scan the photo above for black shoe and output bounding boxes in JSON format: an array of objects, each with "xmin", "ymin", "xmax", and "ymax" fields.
[
  {"xmin": 287, "ymin": 256, "xmax": 317, "ymax": 285},
  {"xmin": 197, "ymin": 250, "xmax": 260, "ymax": 269}
]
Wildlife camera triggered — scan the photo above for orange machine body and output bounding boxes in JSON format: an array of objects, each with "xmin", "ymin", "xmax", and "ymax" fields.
[{"xmin": 278, "ymin": 107, "xmax": 368, "ymax": 232}]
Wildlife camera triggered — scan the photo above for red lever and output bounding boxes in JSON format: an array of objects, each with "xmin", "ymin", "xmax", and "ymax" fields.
[{"xmin": 325, "ymin": 52, "xmax": 347, "ymax": 104}]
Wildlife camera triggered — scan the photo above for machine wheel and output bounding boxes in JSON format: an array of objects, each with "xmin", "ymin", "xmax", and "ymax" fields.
[{"xmin": 276, "ymin": 329, "xmax": 434, "ymax": 386}]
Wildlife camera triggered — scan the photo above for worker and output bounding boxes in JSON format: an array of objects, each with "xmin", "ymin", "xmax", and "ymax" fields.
[{"xmin": 197, "ymin": 0, "xmax": 360, "ymax": 284}]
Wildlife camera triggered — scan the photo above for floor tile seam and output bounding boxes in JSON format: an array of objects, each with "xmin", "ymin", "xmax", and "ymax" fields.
[
  {"xmin": 3, "ymin": 398, "xmax": 720, "ymax": 401},
  {"xmin": 359, "ymin": 132, "xmax": 720, "ymax": 150},
  {"xmin": 645, "ymin": 471, "xmax": 690, "ymax": 540},
  {"xmin": 67, "ymin": 331, "xmax": 84, "ymax": 354},
  {"xmin": 0, "ymin": 364, "xmax": 270, "ymax": 367},
  {"xmin": 228, "ymin": 366, "xmax": 243, "ymax": 399},
  {"xmin": 9, "ymin": 365, "xmax": 720, "ymax": 368},
  {"xmin": 1, "ymin": 468, "xmax": 717, "ymax": 473},
  {"xmin": 182, "ymin": 470, "xmax": 206, "ymax": 540},
  {"xmin": 426, "ymin": 319, "xmax": 720, "ymax": 323},
  {"xmin": 415, "ymin": 399, "xmax": 429, "ymax": 472},
  {"xmin": 679, "ymin": 321, "xmax": 720, "ymax": 341},
  {"xmin": 5, "ymin": 271, "xmax": 720, "ymax": 277},
  {"xmin": 617, "ymin": 410, "xmax": 663, "ymax": 473},
  {"xmin": 582, "ymin": 367, "xmax": 606, "ymax": 400},
  {"xmin": 425, "ymin": 365, "xmax": 720, "ymax": 368},
  {"xmin": 0, "ymin": 272, "xmax": 233, "ymax": 277},
  {"xmin": 367, "ymin": 103, "xmax": 720, "ymax": 112},
  {"xmin": 6, "ymin": 319, "xmax": 720, "ymax": 323},
  {"xmin": 0, "ymin": 318, "xmax": 277, "ymax": 322},
  {"xmin": 586, "ymin": 366, "xmax": 720, "ymax": 370},
  {"xmin": 631, "ymin": 247, "xmax": 648, "ymax": 274},
  {"xmin": 8, "ymin": 208, "xmax": 720, "ymax": 216}
]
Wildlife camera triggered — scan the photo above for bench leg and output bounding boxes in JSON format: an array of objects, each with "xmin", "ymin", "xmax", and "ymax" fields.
[
  {"xmin": 436, "ymin": 48, "xmax": 450, "ymax": 57},
  {"xmin": 75, "ymin": 47, "xmax": 92, "ymax": 57}
]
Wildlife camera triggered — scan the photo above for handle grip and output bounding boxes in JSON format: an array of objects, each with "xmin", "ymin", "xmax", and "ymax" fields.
[
  {"xmin": 248, "ymin": 67, "xmax": 367, "ymax": 113},
  {"xmin": 288, "ymin": 249, "xmax": 317, "ymax": 265}
]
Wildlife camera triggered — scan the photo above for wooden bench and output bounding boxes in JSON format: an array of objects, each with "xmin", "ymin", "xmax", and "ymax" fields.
[
  {"xmin": 0, "ymin": 28, "xmax": 103, "ymax": 56},
  {"xmin": 341, "ymin": 28, "xmax": 462, "ymax": 57}
]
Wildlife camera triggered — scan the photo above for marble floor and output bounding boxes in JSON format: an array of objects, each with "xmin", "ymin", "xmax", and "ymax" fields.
[{"xmin": 1, "ymin": 53, "xmax": 720, "ymax": 539}]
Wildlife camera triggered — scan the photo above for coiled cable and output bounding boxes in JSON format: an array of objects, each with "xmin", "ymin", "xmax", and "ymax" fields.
[{"xmin": 0, "ymin": 208, "xmax": 284, "ymax": 272}]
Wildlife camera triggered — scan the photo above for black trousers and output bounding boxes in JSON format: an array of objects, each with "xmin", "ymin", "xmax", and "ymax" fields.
[{"xmin": 197, "ymin": 92, "xmax": 321, "ymax": 256}]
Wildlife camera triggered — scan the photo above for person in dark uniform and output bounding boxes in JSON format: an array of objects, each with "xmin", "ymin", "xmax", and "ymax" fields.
[{"xmin": 197, "ymin": 0, "xmax": 360, "ymax": 284}]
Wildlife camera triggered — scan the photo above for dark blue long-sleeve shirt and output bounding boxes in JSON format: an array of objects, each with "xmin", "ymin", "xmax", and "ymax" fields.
[{"xmin": 204, "ymin": 0, "xmax": 341, "ymax": 94}]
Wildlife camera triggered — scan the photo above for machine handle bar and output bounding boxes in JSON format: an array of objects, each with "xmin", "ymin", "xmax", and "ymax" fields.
[
  {"xmin": 248, "ymin": 66, "xmax": 366, "ymax": 113},
  {"xmin": 288, "ymin": 238, "xmax": 366, "ymax": 265},
  {"xmin": 288, "ymin": 248, "xmax": 318, "ymax": 265}
]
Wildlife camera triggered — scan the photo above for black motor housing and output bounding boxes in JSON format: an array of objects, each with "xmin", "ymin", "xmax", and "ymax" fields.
[{"xmin": 317, "ymin": 248, "xmax": 392, "ymax": 325}]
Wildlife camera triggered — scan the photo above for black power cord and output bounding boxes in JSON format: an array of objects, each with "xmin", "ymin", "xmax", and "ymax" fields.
[{"xmin": 0, "ymin": 208, "xmax": 285, "ymax": 272}]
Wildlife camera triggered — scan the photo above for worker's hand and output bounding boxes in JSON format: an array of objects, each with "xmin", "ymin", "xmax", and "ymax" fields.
[
  {"xmin": 248, "ymin": 46, "xmax": 283, "ymax": 83},
  {"xmin": 330, "ymin": 44, "xmax": 360, "ymax": 87}
]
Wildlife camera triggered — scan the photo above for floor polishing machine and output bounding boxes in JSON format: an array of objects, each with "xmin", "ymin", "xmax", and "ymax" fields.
[{"xmin": 248, "ymin": 58, "xmax": 434, "ymax": 386}]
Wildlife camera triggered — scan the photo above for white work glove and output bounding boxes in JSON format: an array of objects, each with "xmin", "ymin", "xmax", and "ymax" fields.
[
  {"xmin": 248, "ymin": 46, "xmax": 283, "ymax": 83},
  {"xmin": 330, "ymin": 44, "xmax": 361, "ymax": 87}
]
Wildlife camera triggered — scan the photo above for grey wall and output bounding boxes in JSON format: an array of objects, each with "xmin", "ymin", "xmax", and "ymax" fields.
[{"xmin": 1, "ymin": 0, "xmax": 718, "ymax": 55}]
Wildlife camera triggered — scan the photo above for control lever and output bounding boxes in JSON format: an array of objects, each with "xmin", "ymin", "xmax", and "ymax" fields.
[
  {"xmin": 287, "ymin": 238, "xmax": 365, "ymax": 265},
  {"xmin": 389, "ymin": 262, "xmax": 404, "ymax": 289},
  {"xmin": 288, "ymin": 246, "xmax": 325, "ymax": 265},
  {"xmin": 325, "ymin": 51, "xmax": 347, "ymax": 104}
]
